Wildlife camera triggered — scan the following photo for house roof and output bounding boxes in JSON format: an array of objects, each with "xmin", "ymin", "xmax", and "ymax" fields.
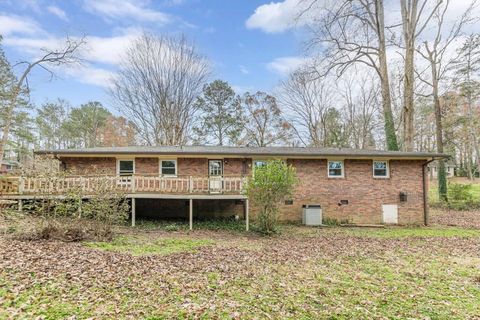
[{"xmin": 35, "ymin": 145, "xmax": 449, "ymax": 160}]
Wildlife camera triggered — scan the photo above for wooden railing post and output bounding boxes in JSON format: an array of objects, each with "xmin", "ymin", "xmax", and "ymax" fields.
[
  {"xmin": 189, "ymin": 176, "xmax": 193, "ymax": 193},
  {"xmin": 18, "ymin": 177, "xmax": 24, "ymax": 194},
  {"xmin": 131, "ymin": 176, "xmax": 135, "ymax": 193}
]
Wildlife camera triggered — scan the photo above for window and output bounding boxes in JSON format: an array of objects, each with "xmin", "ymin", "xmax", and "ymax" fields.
[
  {"xmin": 118, "ymin": 160, "xmax": 134, "ymax": 176},
  {"xmin": 253, "ymin": 160, "xmax": 268, "ymax": 168},
  {"xmin": 328, "ymin": 160, "xmax": 344, "ymax": 178},
  {"xmin": 209, "ymin": 160, "xmax": 223, "ymax": 176},
  {"xmin": 373, "ymin": 160, "xmax": 389, "ymax": 178},
  {"xmin": 160, "ymin": 160, "xmax": 177, "ymax": 176}
]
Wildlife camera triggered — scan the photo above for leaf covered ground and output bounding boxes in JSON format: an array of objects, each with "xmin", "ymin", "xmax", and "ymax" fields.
[{"xmin": 1, "ymin": 211, "xmax": 480, "ymax": 319}]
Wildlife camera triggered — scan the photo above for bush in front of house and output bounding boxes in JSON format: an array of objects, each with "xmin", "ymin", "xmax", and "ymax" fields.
[
  {"xmin": 17, "ymin": 173, "xmax": 129, "ymax": 241},
  {"xmin": 245, "ymin": 160, "xmax": 298, "ymax": 235}
]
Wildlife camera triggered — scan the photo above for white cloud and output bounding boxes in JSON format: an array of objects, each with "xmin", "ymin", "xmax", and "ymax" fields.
[
  {"xmin": 246, "ymin": 0, "xmax": 312, "ymax": 33},
  {"xmin": 239, "ymin": 65, "xmax": 249, "ymax": 75},
  {"xmin": 4, "ymin": 29, "xmax": 141, "ymax": 66},
  {"xmin": 47, "ymin": 5, "xmax": 69, "ymax": 21},
  {"xmin": 63, "ymin": 64, "xmax": 115, "ymax": 88},
  {"xmin": 83, "ymin": 0, "xmax": 172, "ymax": 24},
  {"xmin": 266, "ymin": 56, "xmax": 308, "ymax": 75},
  {"xmin": 0, "ymin": 14, "xmax": 43, "ymax": 36},
  {"xmin": 3, "ymin": 28, "xmax": 142, "ymax": 89},
  {"xmin": 232, "ymin": 85, "xmax": 255, "ymax": 94},
  {"xmin": 82, "ymin": 30, "xmax": 142, "ymax": 65}
]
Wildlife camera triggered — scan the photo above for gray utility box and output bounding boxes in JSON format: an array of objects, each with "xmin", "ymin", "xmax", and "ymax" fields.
[{"xmin": 302, "ymin": 204, "xmax": 322, "ymax": 226}]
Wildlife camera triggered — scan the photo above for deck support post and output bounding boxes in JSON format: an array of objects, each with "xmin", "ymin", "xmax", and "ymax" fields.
[
  {"xmin": 18, "ymin": 199, "xmax": 22, "ymax": 212},
  {"xmin": 78, "ymin": 198, "xmax": 82, "ymax": 218},
  {"xmin": 189, "ymin": 198, "xmax": 193, "ymax": 231},
  {"xmin": 131, "ymin": 197, "xmax": 136, "ymax": 227},
  {"xmin": 245, "ymin": 199, "xmax": 249, "ymax": 231}
]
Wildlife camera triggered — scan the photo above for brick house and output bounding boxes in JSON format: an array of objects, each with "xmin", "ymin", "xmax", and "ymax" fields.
[{"xmin": 17, "ymin": 145, "xmax": 446, "ymax": 229}]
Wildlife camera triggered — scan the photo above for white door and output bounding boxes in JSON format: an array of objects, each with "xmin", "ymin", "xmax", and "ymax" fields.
[
  {"xmin": 209, "ymin": 160, "xmax": 223, "ymax": 193},
  {"xmin": 382, "ymin": 204, "xmax": 398, "ymax": 224}
]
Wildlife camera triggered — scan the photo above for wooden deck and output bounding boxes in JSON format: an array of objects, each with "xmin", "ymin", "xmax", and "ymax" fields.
[{"xmin": 0, "ymin": 175, "xmax": 246, "ymax": 198}]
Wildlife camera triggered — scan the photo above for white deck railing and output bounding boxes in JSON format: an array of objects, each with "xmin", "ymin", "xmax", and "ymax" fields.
[{"xmin": 0, "ymin": 175, "xmax": 246, "ymax": 195}]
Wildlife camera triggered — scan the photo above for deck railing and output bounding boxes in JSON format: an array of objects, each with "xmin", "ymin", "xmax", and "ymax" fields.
[{"xmin": 0, "ymin": 175, "xmax": 246, "ymax": 196}]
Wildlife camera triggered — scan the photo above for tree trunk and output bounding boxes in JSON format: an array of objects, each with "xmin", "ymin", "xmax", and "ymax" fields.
[
  {"xmin": 0, "ymin": 86, "xmax": 21, "ymax": 164},
  {"xmin": 403, "ymin": 43, "xmax": 415, "ymax": 151},
  {"xmin": 401, "ymin": 0, "xmax": 417, "ymax": 151},
  {"xmin": 431, "ymin": 64, "xmax": 447, "ymax": 201},
  {"xmin": 377, "ymin": 1, "xmax": 399, "ymax": 151}
]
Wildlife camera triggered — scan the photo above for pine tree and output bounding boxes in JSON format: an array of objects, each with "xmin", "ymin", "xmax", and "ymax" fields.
[
  {"xmin": 193, "ymin": 80, "xmax": 243, "ymax": 146},
  {"xmin": 0, "ymin": 36, "xmax": 32, "ymax": 161}
]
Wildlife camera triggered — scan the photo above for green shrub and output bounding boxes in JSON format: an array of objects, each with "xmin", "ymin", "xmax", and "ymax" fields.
[
  {"xmin": 245, "ymin": 160, "xmax": 298, "ymax": 235},
  {"xmin": 448, "ymin": 183, "xmax": 473, "ymax": 201}
]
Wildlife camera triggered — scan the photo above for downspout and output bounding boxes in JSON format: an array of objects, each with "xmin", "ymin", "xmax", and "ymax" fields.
[{"xmin": 422, "ymin": 159, "xmax": 436, "ymax": 226}]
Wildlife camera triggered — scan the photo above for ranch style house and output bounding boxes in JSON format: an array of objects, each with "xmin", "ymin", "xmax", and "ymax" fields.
[{"xmin": 0, "ymin": 146, "xmax": 448, "ymax": 230}]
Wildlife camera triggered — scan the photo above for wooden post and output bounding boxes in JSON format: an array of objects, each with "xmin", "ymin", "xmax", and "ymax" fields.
[
  {"xmin": 131, "ymin": 197, "xmax": 136, "ymax": 227},
  {"xmin": 18, "ymin": 177, "xmax": 24, "ymax": 194},
  {"xmin": 78, "ymin": 198, "xmax": 82, "ymax": 218},
  {"xmin": 245, "ymin": 198, "xmax": 249, "ymax": 231},
  {"xmin": 189, "ymin": 198, "xmax": 193, "ymax": 231},
  {"xmin": 18, "ymin": 199, "xmax": 22, "ymax": 212}
]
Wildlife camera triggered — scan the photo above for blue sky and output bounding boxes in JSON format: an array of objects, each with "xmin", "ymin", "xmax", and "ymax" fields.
[{"xmin": 0, "ymin": 0, "xmax": 309, "ymax": 112}]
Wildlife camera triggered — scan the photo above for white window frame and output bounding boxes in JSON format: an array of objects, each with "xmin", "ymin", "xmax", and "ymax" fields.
[
  {"xmin": 159, "ymin": 159, "xmax": 177, "ymax": 176},
  {"xmin": 117, "ymin": 159, "xmax": 135, "ymax": 176},
  {"xmin": 253, "ymin": 159, "xmax": 268, "ymax": 169},
  {"xmin": 327, "ymin": 160, "xmax": 344, "ymax": 178},
  {"xmin": 373, "ymin": 160, "xmax": 390, "ymax": 178}
]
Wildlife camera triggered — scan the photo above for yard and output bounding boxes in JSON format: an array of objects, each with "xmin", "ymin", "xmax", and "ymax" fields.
[{"xmin": 1, "ymin": 209, "xmax": 480, "ymax": 319}]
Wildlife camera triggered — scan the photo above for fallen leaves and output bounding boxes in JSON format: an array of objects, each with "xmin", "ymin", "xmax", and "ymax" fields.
[{"xmin": 0, "ymin": 215, "xmax": 479, "ymax": 319}]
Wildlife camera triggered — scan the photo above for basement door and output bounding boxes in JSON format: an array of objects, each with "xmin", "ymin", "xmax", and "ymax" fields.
[
  {"xmin": 382, "ymin": 204, "xmax": 398, "ymax": 224},
  {"xmin": 208, "ymin": 160, "xmax": 223, "ymax": 193}
]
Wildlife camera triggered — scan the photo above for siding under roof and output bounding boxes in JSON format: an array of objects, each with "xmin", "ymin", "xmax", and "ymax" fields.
[{"xmin": 35, "ymin": 145, "xmax": 449, "ymax": 159}]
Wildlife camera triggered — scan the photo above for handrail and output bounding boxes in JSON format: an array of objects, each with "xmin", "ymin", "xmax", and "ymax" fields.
[{"xmin": 0, "ymin": 175, "xmax": 246, "ymax": 195}]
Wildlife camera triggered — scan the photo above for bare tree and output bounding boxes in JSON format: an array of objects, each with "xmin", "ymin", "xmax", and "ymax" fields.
[
  {"xmin": 416, "ymin": 0, "xmax": 477, "ymax": 200},
  {"xmin": 451, "ymin": 34, "xmax": 480, "ymax": 179},
  {"xmin": 241, "ymin": 92, "xmax": 292, "ymax": 147},
  {"xmin": 399, "ymin": 0, "xmax": 443, "ymax": 151},
  {"xmin": 340, "ymin": 74, "xmax": 381, "ymax": 149},
  {"xmin": 300, "ymin": 0, "xmax": 399, "ymax": 150},
  {"xmin": 278, "ymin": 70, "xmax": 335, "ymax": 147},
  {"xmin": 110, "ymin": 33, "xmax": 210, "ymax": 146},
  {"xmin": 0, "ymin": 36, "xmax": 85, "ymax": 163}
]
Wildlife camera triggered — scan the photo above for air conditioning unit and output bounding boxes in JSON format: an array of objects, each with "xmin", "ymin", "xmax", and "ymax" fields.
[{"xmin": 302, "ymin": 204, "xmax": 322, "ymax": 226}]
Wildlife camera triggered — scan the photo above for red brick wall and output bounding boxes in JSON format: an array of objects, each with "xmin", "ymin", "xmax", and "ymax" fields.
[
  {"xmin": 61, "ymin": 157, "xmax": 116, "ymax": 175},
  {"xmin": 136, "ymin": 158, "xmax": 158, "ymax": 175},
  {"xmin": 178, "ymin": 158, "xmax": 208, "ymax": 176},
  {"xmin": 60, "ymin": 156, "xmax": 426, "ymax": 225},
  {"xmin": 267, "ymin": 159, "xmax": 425, "ymax": 224},
  {"xmin": 224, "ymin": 158, "xmax": 251, "ymax": 176},
  {"xmin": 61, "ymin": 157, "xmax": 251, "ymax": 176}
]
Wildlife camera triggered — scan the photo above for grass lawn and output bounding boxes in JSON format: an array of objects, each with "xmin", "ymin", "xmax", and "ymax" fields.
[
  {"xmin": 429, "ymin": 178, "xmax": 480, "ymax": 202},
  {"xmin": 1, "ymin": 212, "xmax": 480, "ymax": 319}
]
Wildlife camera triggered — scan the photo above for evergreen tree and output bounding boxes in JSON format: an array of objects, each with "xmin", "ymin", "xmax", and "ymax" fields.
[{"xmin": 193, "ymin": 80, "xmax": 243, "ymax": 145}]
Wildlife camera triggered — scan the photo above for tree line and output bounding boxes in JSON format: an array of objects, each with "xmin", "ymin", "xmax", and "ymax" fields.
[{"xmin": 1, "ymin": 0, "xmax": 480, "ymax": 202}]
